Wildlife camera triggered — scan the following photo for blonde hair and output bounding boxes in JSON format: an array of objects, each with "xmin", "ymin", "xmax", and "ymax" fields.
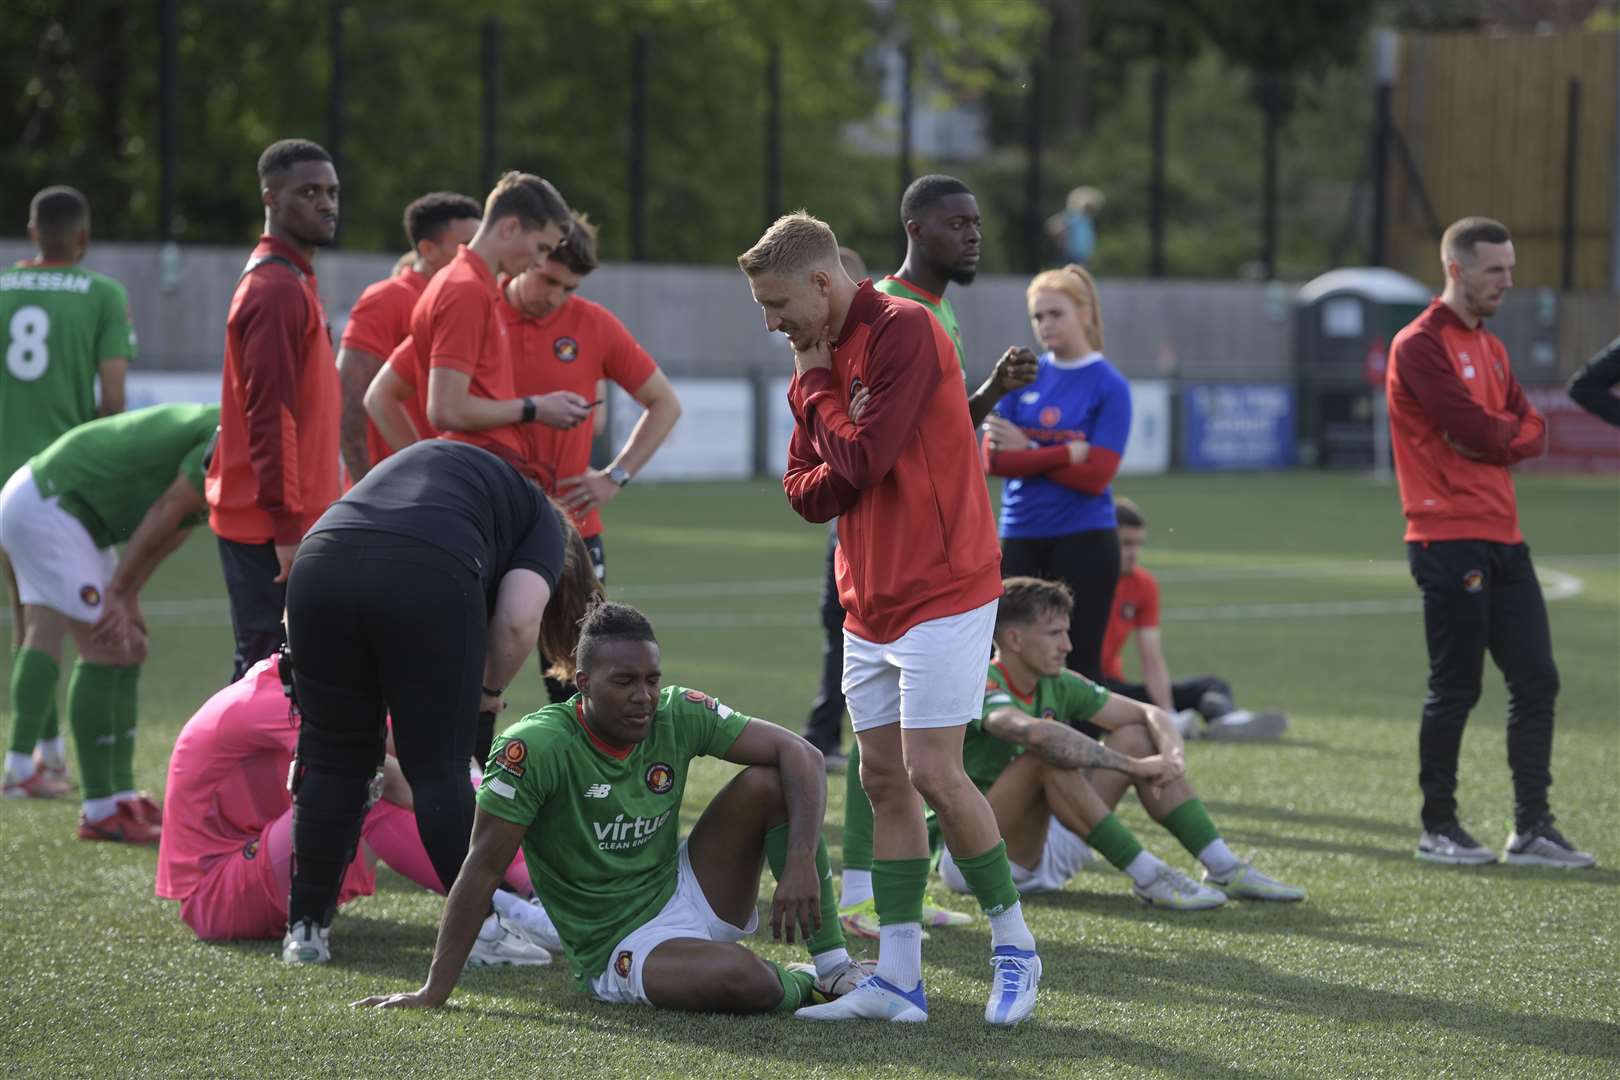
[
  {"xmin": 738, "ymin": 211, "xmax": 841, "ymax": 277},
  {"xmin": 1027, "ymin": 263, "xmax": 1105, "ymax": 353}
]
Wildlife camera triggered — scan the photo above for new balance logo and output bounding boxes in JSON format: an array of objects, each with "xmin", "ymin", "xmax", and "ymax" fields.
[{"xmin": 584, "ymin": 784, "xmax": 612, "ymax": 799}]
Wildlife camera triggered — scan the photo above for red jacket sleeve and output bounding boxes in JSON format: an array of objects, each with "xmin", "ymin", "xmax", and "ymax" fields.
[
  {"xmin": 797, "ymin": 311, "xmax": 944, "ymax": 490},
  {"xmin": 1045, "ymin": 447, "xmax": 1122, "ymax": 495},
  {"xmin": 783, "ymin": 396, "xmax": 859, "ymax": 523},
  {"xmin": 1395, "ymin": 330, "xmax": 1523, "ymax": 457},
  {"xmin": 235, "ymin": 272, "xmax": 309, "ymax": 544},
  {"xmin": 1489, "ymin": 374, "xmax": 1546, "ymax": 465},
  {"xmin": 982, "ymin": 433, "xmax": 1072, "ymax": 477}
]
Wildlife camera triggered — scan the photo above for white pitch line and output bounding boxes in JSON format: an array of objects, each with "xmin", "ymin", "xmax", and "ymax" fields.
[{"xmin": 0, "ymin": 565, "xmax": 1597, "ymax": 628}]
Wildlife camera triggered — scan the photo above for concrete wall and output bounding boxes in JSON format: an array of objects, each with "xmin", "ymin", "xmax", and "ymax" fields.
[{"xmin": 3, "ymin": 240, "xmax": 1610, "ymax": 384}]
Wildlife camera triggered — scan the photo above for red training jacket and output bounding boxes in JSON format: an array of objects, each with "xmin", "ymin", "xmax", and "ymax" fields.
[
  {"xmin": 1386, "ymin": 298, "xmax": 1545, "ymax": 544},
  {"xmin": 784, "ymin": 282, "xmax": 1002, "ymax": 643},
  {"xmin": 207, "ymin": 236, "xmax": 341, "ymax": 546}
]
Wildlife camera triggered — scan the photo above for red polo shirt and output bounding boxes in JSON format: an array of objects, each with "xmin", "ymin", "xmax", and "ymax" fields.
[
  {"xmin": 405, "ymin": 246, "xmax": 525, "ymax": 460},
  {"xmin": 1101, "ymin": 567, "xmax": 1160, "ymax": 683},
  {"xmin": 339, "ymin": 267, "xmax": 431, "ymax": 473},
  {"xmin": 207, "ymin": 236, "xmax": 340, "ymax": 545},
  {"xmin": 503, "ymin": 292, "xmax": 658, "ymax": 538},
  {"xmin": 784, "ymin": 282, "xmax": 1002, "ymax": 643}
]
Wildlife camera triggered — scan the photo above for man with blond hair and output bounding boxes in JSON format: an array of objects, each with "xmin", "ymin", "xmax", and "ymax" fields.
[{"xmin": 739, "ymin": 212, "xmax": 1039, "ymax": 1026}]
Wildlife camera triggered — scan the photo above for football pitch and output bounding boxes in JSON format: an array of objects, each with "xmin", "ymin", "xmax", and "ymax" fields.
[{"xmin": 2, "ymin": 471, "xmax": 1616, "ymax": 1079}]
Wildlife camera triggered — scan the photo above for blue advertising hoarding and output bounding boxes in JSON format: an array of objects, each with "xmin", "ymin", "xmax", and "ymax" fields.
[{"xmin": 1182, "ymin": 383, "xmax": 1296, "ymax": 471}]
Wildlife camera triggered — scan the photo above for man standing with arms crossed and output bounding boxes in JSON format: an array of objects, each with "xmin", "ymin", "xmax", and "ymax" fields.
[
  {"xmin": 335, "ymin": 192, "xmax": 481, "ymax": 484},
  {"xmin": 1, "ymin": 186, "xmax": 132, "ymax": 794},
  {"xmin": 207, "ymin": 139, "xmax": 342, "ymax": 681},
  {"xmin": 741, "ymin": 212, "xmax": 1040, "ymax": 1026},
  {"xmin": 1388, "ymin": 216, "xmax": 1593, "ymax": 869}
]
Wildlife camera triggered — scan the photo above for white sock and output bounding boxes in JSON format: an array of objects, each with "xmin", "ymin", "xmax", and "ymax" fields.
[
  {"xmin": 34, "ymin": 737, "xmax": 66, "ymax": 766},
  {"xmin": 476, "ymin": 911, "xmax": 502, "ymax": 940},
  {"xmin": 83, "ymin": 795, "xmax": 119, "ymax": 821},
  {"xmin": 812, "ymin": 946, "xmax": 851, "ymax": 981},
  {"xmin": 875, "ymin": 922, "xmax": 923, "ymax": 989},
  {"xmin": 840, "ymin": 868, "xmax": 873, "ymax": 908},
  {"xmin": 1198, "ymin": 838, "xmax": 1242, "ymax": 879},
  {"xmin": 5, "ymin": 751, "xmax": 36, "ymax": 780},
  {"xmin": 113, "ymin": 789, "xmax": 138, "ymax": 804},
  {"xmin": 987, "ymin": 900, "xmax": 1036, "ymax": 952},
  {"xmin": 1124, "ymin": 850, "xmax": 1168, "ymax": 889}
]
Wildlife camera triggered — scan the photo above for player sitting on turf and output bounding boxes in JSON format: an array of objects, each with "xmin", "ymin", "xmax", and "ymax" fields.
[
  {"xmin": 157, "ymin": 651, "xmax": 556, "ymax": 964},
  {"xmin": 356, "ymin": 602, "xmax": 869, "ymax": 1014},
  {"xmin": 936, "ymin": 576, "xmax": 1305, "ymax": 908},
  {"xmin": 0, "ymin": 404, "xmax": 217, "ymax": 843},
  {"xmin": 1105, "ymin": 497, "xmax": 1289, "ymax": 741}
]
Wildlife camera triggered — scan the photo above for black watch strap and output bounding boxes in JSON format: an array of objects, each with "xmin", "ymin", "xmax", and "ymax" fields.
[{"xmin": 521, "ymin": 397, "xmax": 537, "ymax": 423}]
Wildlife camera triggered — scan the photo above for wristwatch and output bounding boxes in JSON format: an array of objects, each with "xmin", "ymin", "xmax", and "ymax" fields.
[
  {"xmin": 520, "ymin": 397, "xmax": 537, "ymax": 423},
  {"xmin": 607, "ymin": 466, "xmax": 631, "ymax": 488}
]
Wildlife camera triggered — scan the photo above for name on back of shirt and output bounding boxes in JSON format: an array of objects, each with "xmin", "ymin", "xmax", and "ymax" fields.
[{"xmin": 0, "ymin": 270, "xmax": 93, "ymax": 294}]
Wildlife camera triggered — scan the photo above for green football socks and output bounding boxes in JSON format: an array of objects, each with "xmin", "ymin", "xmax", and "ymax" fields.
[
  {"xmin": 8, "ymin": 648, "xmax": 59, "ymax": 758},
  {"xmin": 1087, "ymin": 812, "xmax": 1147, "ymax": 871},
  {"xmin": 67, "ymin": 660, "xmax": 122, "ymax": 800},
  {"xmin": 764, "ymin": 824, "xmax": 847, "ymax": 957}
]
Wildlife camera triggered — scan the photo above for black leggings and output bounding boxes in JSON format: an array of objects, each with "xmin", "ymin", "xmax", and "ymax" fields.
[
  {"xmin": 1001, "ymin": 527, "xmax": 1121, "ymax": 682},
  {"xmin": 283, "ymin": 530, "xmax": 487, "ymax": 928}
]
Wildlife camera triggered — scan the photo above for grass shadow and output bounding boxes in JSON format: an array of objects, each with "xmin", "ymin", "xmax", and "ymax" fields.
[
  {"xmin": 1201, "ymin": 799, "xmax": 1415, "ymax": 840},
  {"xmin": 1034, "ymin": 943, "xmax": 1620, "ymax": 1064}
]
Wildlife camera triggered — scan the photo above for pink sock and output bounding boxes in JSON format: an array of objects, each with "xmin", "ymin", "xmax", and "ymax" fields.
[{"xmin": 361, "ymin": 801, "xmax": 446, "ymax": 893}]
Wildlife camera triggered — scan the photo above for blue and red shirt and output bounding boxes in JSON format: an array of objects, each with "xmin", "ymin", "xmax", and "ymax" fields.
[{"xmin": 991, "ymin": 351, "xmax": 1131, "ymax": 539}]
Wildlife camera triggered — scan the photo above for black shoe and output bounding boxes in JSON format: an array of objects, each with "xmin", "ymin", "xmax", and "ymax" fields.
[{"xmin": 820, "ymin": 748, "xmax": 848, "ymax": 773}]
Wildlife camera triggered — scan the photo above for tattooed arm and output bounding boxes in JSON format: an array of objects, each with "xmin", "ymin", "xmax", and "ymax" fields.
[{"xmin": 983, "ymin": 707, "xmax": 1175, "ymax": 784}]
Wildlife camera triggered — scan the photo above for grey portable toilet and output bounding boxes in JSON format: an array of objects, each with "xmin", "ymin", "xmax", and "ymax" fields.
[{"xmin": 1295, "ymin": 268, "xmax": 1430, "ymax": 467}]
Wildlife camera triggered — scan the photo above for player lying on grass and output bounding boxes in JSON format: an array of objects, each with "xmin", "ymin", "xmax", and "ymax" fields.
[
  {"xmin": 157, "ymin": 651, "xmax": 556, "ymax": 964},
  {"xmin": 357, "ymin": 602, "xmax": 869, "ymax": 1014},
  {"xmin": 1104, "ymin": 497, "xmax": 1288, "ymax": 741},
  {"xmin": 943, "ymin": 576, "xmax": 1304, "ymax": 907},
  {"xmin": 0, "ymin": 404, "xmax": 218, "ymax": 845}
]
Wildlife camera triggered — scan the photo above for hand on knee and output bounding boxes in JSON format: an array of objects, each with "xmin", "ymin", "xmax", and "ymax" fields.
[{"xmin": 1109, "ymin": 724, "xmax": 1154, "ymax": 757}]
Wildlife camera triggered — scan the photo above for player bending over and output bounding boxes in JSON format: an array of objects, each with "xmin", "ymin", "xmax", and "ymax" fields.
[
  {"xmin": 1105, "ymin": 497, "xmax": 1288, "ymax": 741},
  {"xmin": 356, "ymin": 602, "xmax": 868, "ymax": 1015},
  {"xmin": 939, "ymin": 577, "xmax": 1305, "ymax": 908},
  {"xmin": 157, "ymin": 651, "xmax": 554, "ymax": 963},
  {"xmin": 0, "ymin": 404, "xmax": 217, "ymax": 843}
]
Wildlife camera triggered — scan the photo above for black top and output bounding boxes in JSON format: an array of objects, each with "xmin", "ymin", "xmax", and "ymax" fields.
[
  {"xmin": 308, "ymin": 440, "xmax": 565, "ymax": 610},
  {"xmin": 1568, "ymin": 335, "xmax": 1620, "ymax": 428}
]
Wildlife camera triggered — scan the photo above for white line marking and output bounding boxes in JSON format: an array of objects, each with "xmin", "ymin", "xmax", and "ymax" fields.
[{"xmin": 0, "ymin": 563, "xmax": 1599, "ymax": 627}]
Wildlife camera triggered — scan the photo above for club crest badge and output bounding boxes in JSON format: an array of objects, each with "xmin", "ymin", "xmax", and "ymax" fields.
[{"xmin": 645, "ymin": 761, "xmax": 674, "ymax": 795}]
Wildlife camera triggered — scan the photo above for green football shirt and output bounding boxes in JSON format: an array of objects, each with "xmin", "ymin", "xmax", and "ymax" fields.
[
  {"xmin": 0, "ymin": 261, "xmax": 137, "ymax": 481},
  {"xmin": 476, "ymin": 685, "xmax": 752, "ymax": 992},
  {"xmin": 875, "ymin": 275, "xmax": 966, "ymax": 377},
  {"xmin": 965, "ymin": 662, "xmax": 1111, "ymax": 792},
  {"xmin": 29, "ymin": 403, "xmax": 219, "ymax": 549}
]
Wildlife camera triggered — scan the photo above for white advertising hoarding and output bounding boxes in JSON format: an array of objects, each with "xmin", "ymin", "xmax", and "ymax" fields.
[{"xmin": 609, "ymin": 378, "xmax": 753, "ymax": 481}]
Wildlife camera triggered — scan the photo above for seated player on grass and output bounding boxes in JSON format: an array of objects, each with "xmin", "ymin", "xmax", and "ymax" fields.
[
  {"xmin": 937, "ymin": 576, "xmax": 1305, "ymax": 908},
  {"xmin": 356, "ymin": 602, "xmax": 870, "ymax": 1015},
  {"xmin": 0, "ymin": 404, "xmax": 218, "ymax": 843},
  {"xmin": 157, "ymin": 651, "xmax": 556, "ymax": 965},
  {"xmin": 1105, "ymin": 496, "xmax": 1289, "ymax": 741}
]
